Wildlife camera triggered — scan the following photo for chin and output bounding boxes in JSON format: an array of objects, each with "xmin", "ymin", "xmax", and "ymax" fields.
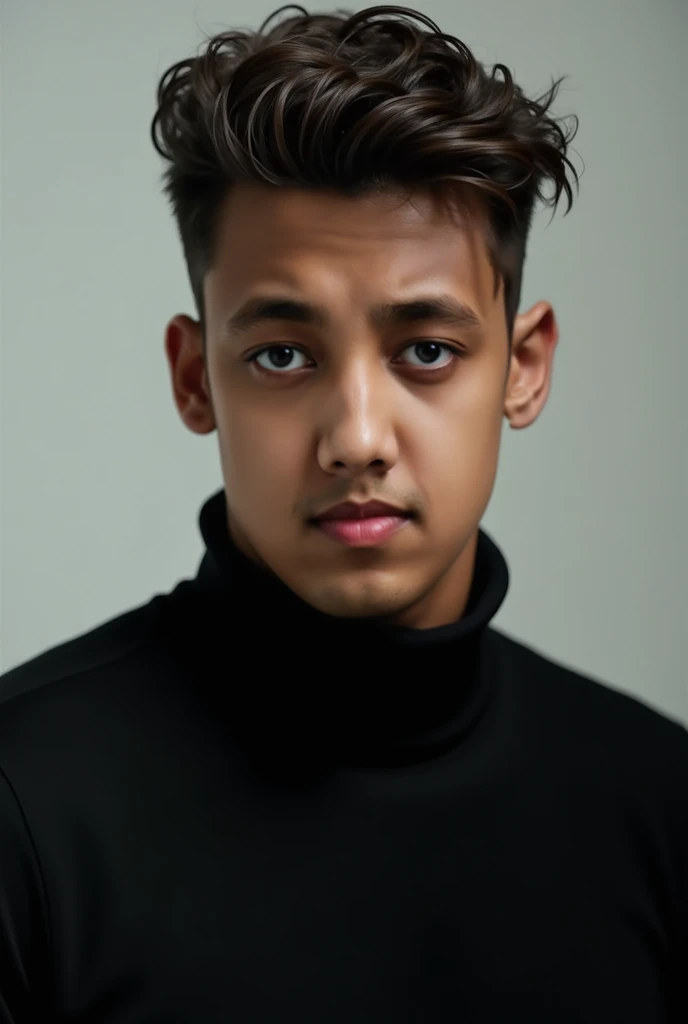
[{"xmin": 309, "ymin": 578, "xmax": 413, "ymax": 620}]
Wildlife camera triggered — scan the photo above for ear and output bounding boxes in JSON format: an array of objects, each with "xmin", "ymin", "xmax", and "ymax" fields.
[
  {"xmin": 504, "ymin": 300, "xmax": 559, "ymax": 430},
  {"xmin": 164, "ymin": 314, "xmax": 216, "ymax": 435}
]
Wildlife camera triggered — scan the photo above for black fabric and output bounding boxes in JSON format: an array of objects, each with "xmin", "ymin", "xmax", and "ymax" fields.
[
  {"xmin": 179, "ymin": 489, "xmax": 510, "ymax": 772},
  {"xmin": 0, "ymin": 487, "xmax": 686, "ymax": 1023}
]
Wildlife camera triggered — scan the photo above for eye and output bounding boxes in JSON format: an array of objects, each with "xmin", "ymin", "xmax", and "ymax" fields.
[
  {"xmin": 396, "ymin": 341, "xmax": 458, "ymax": 369},
  {"xmin": 249, "ymin": 345, "xmax": 311, "ymax": 373}
]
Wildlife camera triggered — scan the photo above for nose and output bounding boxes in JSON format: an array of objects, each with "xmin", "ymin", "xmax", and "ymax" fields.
[{"xmin": 316, "ymin": 361, "xmax": 399, "ymax": 478}]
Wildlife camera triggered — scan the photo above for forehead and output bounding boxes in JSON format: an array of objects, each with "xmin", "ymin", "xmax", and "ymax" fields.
[{"xmin": 205, "ymin": 183, "xmax": 499, "ymax": 314}]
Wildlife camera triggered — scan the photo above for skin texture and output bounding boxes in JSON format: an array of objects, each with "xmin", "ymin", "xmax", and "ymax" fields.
[{"xmin": 165, "ymin": 184, "xmax": 558, "ymax": 629}]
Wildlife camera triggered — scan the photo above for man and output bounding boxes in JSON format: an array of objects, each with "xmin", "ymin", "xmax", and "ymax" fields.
[{"xmin": 1, "ymin": 4, "xmax": 686, "ymax": 1021}]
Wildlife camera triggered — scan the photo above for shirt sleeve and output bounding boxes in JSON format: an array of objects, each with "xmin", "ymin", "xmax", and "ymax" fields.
[{"xmin": 0, "ymin": 764, "xmax": 53, "ymax": 1023}]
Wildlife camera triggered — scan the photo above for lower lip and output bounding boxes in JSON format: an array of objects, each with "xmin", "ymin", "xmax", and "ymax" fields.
[{"xmin": 313, "ymin": 515, "xmax": 411, "ymax": 547}]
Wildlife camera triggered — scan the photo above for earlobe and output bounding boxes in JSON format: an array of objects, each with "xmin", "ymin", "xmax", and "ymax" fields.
[{"xmin": 164, "ymin": 314, "xmax": 216, "ymax": 436}]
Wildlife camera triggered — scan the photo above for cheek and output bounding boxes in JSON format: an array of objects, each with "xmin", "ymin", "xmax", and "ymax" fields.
[
  {"xmin": 217, "ymin": 399, "xmax": 305, "ymax": 510},
  {"xmin": 414, "ymin": 375, "xmax": 503, "ymax": 482}
]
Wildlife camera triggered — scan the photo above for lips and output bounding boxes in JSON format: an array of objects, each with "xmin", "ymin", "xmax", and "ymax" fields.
[
  {"xmin": 315, "ymin": 515, "xmax": 410, "ymax": 546},
  {"xmin": 310, "ymin": 500, "xmax": 412, "ymax": 547},
  {"xmin": 313, "ymin": 500, "xmax": 409, "ymax": 521}
]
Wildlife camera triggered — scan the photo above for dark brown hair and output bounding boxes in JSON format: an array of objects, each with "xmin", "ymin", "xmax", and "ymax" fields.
[{"xmin": 151, "ymin": 3, "xmax": 580, "ymax": 343}]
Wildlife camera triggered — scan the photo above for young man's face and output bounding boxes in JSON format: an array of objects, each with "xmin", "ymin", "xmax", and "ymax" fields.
[{"xmin": 166, "ymin": 183, "xmax": 557, "ymax": 628}]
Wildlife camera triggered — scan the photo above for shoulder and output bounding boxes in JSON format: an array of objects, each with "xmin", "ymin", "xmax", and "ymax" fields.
[
  {"xmin": 487, "ymin": 625, "xmax": 688, "ymax": 768},
  {"xmin": 0, "ymin": 595, "xmax": 173, "ymax": 776},
  {"xmin": 0, "ymin": 595, "xmax": 165, "ymax": 708}
]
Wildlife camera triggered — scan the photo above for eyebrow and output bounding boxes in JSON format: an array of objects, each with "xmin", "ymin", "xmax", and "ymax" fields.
[{"xmin": 224, "ymin": 293, "xmax": 482, "ymax": 337}]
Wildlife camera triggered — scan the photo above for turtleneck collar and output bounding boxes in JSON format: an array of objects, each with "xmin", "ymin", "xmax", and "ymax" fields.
[{"xmin": 177, "ymin": 488, "xmax": 510, "ymax": 770}]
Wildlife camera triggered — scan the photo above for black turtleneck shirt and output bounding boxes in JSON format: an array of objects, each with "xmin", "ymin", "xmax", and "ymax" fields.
[{"xmin": 0, "ymin": 488, "xmax": 686, "ymax": 1022}]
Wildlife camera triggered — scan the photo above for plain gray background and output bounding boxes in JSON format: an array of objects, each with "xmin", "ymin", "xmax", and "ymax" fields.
[{"xmin": 1, "ymin": 0, "xmax": 686, "ymax": 725}]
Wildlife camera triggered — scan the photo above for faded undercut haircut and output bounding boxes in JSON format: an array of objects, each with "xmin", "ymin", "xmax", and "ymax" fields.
[{"xmin": 151, "ymin": 3, "xmax": 580, "ymax": 344}]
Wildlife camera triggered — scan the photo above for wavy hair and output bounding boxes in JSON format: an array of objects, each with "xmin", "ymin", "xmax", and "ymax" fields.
[{"xmin": 151, "ymin": 4, "xmax": 580, "ymax": 341}]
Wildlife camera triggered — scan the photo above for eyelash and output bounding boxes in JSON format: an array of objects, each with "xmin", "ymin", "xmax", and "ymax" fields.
[{"xmin": 245, "ymin": 341, "xmax": 465, "ymax": 378}]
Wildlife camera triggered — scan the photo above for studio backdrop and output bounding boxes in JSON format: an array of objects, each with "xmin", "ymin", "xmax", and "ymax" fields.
[{"xmin": 2, "ymin": 0, "xmax": 685, "ymax": 725}]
